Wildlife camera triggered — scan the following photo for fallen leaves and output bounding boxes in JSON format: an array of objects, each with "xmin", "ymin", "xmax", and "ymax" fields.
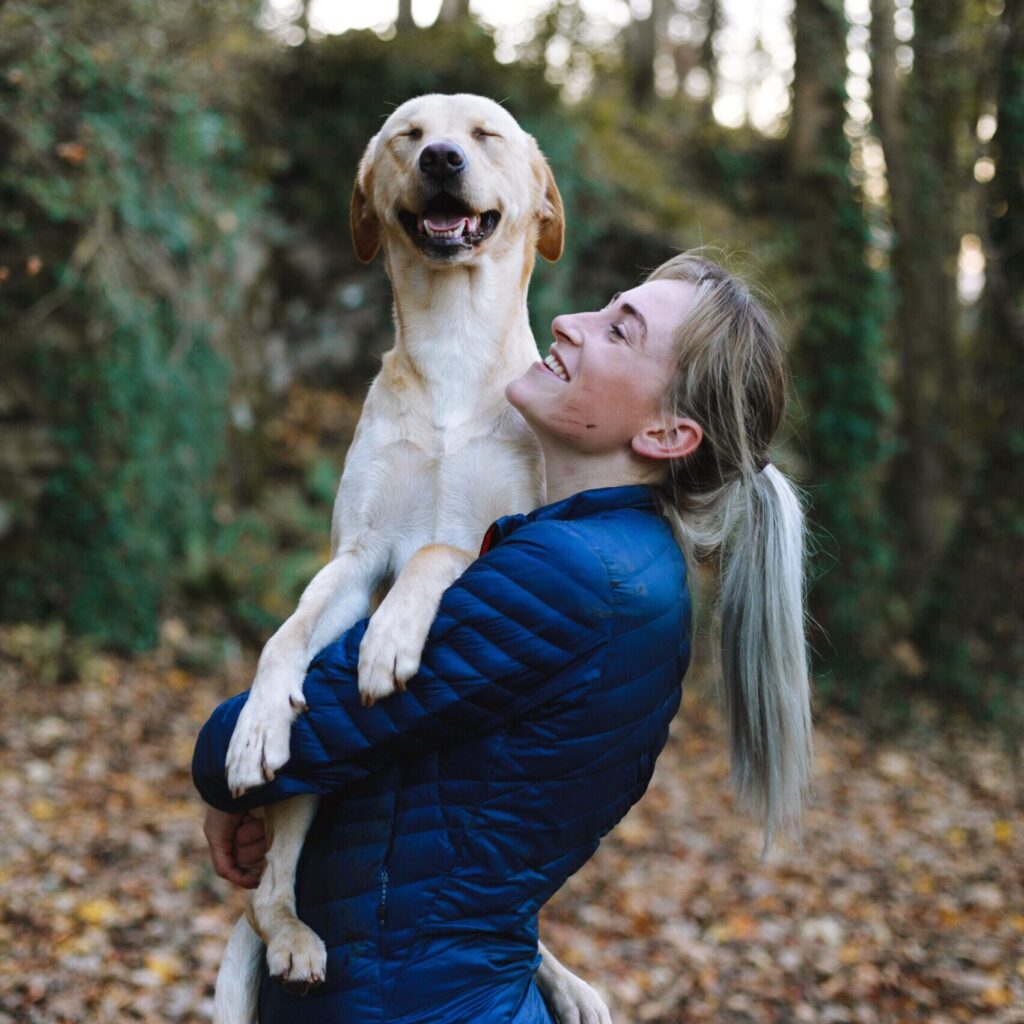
[
  {"xmin": 0, "ymin": 637, "xmax": 1021, "ymax": 1022},
  {"xmin": 0, "ymin": 640, "xmax": 254, "ymax": 1023},
  {"xmin": 540, "ymin": 686, "xmax": 1024, "ymax": 1023}
]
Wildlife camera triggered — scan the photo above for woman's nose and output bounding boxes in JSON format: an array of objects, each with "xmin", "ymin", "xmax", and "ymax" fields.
[{"xmin": 551, "ymin": 313, "xmax": 583, "ymax": 346}]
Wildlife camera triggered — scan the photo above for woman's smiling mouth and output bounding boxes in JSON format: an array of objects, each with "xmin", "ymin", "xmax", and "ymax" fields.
[{"xmin": 542, "ymin": 351, "xmax": 570, "ymax": 381}]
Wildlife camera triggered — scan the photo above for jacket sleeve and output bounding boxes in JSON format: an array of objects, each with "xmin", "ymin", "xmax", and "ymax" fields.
[{"xmin": 193, "ymin": 521, "xmax": 613, "ymax": 812}]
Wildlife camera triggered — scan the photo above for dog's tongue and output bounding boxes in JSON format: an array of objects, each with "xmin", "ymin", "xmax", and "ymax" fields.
[{"xmin": 424, "ymin": 214, "xmax": 468, "ymax": 232}]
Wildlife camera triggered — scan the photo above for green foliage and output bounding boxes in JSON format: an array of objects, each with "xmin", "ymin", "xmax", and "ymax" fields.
[
  {"xmin": 1, "ymin": 0, "xmax": 1009, "ymax": 733},
  {"xmin": 204, "ymin": 480, "xmax": 331, "ymax": 639},
  {"xmin": 0, "ymin": 0, "xmax": 264, "ymax": 648}
]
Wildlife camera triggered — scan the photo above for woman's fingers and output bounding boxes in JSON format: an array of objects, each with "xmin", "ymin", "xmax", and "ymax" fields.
[
  {"xmin": 203, "ymin": 805, "xmax": 264, "ymax": 889},
  {"xmin": 207, "ymin": 835, "xmax": 237, "ymax": 880},
  {"xmin": 207, "ymin": 833, "xmax": 253, "ymax": 888},
  {"xmin": 234, "ymin": 814, "xmax": 267, "ymax": 887},
  {"xmin": 234, "ymin": 814, "xmax": 268, "ymax": 869}
]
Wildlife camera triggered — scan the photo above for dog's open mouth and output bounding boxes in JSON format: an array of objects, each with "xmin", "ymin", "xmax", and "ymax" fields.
[{"xmin": 398, "ymin": 195, "xmax": 500, "ymax": 257}]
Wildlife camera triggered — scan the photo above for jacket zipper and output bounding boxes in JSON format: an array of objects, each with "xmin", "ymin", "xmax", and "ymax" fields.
[
  {"xmin": 377, "ymin": 766, "xmax": 406, "ymax": 951},
  {"xmin": 376, "ymin": 867, "xmax": 389, "ymax": 933}
]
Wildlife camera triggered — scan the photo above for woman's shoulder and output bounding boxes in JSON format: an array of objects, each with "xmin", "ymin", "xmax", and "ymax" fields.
[
  {"xmin": 477, "ymin": 516, "xmax": 615, "ymax": 613},
  {"xmin": 504, "ymin": 503, "xmax": 687, "ymax": 608}
]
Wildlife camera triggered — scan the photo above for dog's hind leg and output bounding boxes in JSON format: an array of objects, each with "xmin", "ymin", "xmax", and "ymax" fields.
[
  {"xmin": 536, "ymin": 940, "xmax": 613, "ymax": 1024},
  {"xmin": 250, "ymin": 794, "xmax": 327, "ymax": 993},
  {"xmin": 214, "ymin": 915, "xmax": 263, "ymax": 1024}
]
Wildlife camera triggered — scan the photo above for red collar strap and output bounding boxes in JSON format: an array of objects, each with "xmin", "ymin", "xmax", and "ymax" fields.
[{"xmin": 479, "ymin": 523, "xmax": 502, "ymax": 555}]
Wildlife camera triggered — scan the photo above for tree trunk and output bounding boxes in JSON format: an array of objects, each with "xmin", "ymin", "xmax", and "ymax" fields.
[
  {"xmin": 789, "ymin": 0, "xmax": 834, "ymax": 171},
  {"xmin": 628, "ymin": 3, "xmax": 658, "ymax": 107},
  {"xmin": 438, "ymin": 0, "xmax": 470, "ymax": 23},
  {"xmin": 396, "ymin": 0, "xmax": 415, "ymax": 33},
  {"xmin": 699, "ymin": 0, "xmax": 719, "ymax": 119},
  {"xmin": 918, "ymin": 0, "xmax": 1024, "ymax": 737},
  {"xmin": 872, "ymin": 0, "xmax": 969, "ymax": 608},
  {"xmin": 789, "ymin": 0, "xmax": 894, "ymax": 694}
]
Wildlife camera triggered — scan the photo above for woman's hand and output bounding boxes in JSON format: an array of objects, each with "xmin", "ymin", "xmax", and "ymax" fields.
[{"xmin": 203, "ymin": 805, "xmax": 267, "ymax": 889}]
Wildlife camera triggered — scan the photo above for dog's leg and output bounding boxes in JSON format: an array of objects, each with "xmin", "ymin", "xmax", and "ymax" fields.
[
  {"xmin": 226, "ymin": 548, "xmax": 381, "ymax": 795},
  {"xmin": 536, "ymin": 940, "xmax": 613, "ymax": 1024},
  {"xmin": 213, "ymin": 915, "xmax": 263, "ymax": 1024},
  {"xmin": 249, "ymin": 795, "xmax": 328, "ymax": 992},
  {"xmin": 357, "ymin": 544, "xmax": 475, "ymax": 704}
]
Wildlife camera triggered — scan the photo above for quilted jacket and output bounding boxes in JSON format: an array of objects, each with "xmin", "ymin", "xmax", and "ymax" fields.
[{"xmin": 193, "ymin": 485, "xmax": 691, "ymax": 1024}]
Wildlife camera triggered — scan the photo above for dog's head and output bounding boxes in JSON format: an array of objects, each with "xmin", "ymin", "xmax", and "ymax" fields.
[{"xmin": 351, "ymin": 93, "xmax": 564, "ymax": 267}]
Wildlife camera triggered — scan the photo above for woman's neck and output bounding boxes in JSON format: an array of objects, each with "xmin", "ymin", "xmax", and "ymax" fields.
[{"xmin": 541, "ymin": 443, "xmax": 663, "ymax": 504}]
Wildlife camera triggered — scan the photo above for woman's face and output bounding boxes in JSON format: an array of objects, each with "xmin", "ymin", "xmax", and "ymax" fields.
[{"xmin": 506, "ymin": 277, "xmax": 698, "ymax": 458}]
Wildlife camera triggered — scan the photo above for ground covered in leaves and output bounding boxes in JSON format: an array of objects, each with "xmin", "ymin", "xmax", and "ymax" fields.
[{"xmin": 1, "ymin": 634, "xmax": 1021, "ymax": 1024}]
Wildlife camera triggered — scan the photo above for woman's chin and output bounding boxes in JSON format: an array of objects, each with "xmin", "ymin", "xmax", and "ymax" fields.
[{"xmin": 504, "ymin": 366, "xmax": 537, "ymax": 411}]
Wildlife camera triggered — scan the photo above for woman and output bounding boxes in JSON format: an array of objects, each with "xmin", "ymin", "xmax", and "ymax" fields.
[{"xmin": 193, "ymin": 252, "xmax": 813, "ymax": 1022}]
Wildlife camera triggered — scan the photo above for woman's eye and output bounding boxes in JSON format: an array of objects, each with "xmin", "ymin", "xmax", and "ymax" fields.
[{"xmin": 610, "ymin": 323, "xmax": 628, "ymax": 341}]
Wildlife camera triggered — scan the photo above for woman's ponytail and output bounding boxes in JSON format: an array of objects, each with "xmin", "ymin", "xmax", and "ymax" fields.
[
  {"xmin": 720, "ymin": 464, "xmax": 812, "ymax": 853},
  {"xmin": 647, "ymin": 250, "xmax": 813, "ymax": 853}
]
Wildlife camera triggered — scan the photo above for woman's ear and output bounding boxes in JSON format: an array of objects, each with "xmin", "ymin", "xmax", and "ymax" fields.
[{"xmin": 631, "ymin": 418, "xmax": 703, "ymax": 461}]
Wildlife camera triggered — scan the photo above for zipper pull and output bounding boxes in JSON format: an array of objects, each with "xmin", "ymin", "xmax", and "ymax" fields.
[{"xmin": 377, "ymin": 868, "xmax": 389, "ymax": 928}]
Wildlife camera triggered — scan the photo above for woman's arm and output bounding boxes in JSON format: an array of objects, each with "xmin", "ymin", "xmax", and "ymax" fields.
[{"xmin": 193, "ymin": 521, "xmax": 612, "ymax": 813}]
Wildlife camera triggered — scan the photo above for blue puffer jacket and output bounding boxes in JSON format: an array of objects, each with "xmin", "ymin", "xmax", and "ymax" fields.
[{"xmin": 193, "ymin": 485, "xmax": 691, "ymax": 1024}]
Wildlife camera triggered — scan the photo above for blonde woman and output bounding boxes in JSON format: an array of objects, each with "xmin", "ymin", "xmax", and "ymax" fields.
[{"xmin": 195, "ymin": 251, "xmax": 813, "ymax": 1023}]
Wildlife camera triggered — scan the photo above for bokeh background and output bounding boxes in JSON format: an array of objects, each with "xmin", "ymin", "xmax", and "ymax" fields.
[{"xmin": 0, "ymin": 0, "xmax": 1021, "ymax": 1021}]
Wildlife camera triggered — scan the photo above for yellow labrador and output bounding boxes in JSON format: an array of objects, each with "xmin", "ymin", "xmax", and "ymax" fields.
[{"xmin": 214, "ymin": 94, "xmax": 611, "ymax": 1024}]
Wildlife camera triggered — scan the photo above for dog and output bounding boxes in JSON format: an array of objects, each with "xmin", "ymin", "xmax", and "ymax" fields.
[{"xmin": 213, "ymin": 94, "xmax": 611, "ymax": 1024}]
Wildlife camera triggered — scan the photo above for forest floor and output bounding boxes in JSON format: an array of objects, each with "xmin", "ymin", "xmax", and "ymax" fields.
[{"xmin": 1, "ymin": 632, "xmax": 1021, "ymax": 1024}]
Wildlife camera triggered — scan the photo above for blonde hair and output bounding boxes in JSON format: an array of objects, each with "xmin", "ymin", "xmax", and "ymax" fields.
[{"xmin": 647, "ymin": 250, "xmax": 813, "ymax": 854}]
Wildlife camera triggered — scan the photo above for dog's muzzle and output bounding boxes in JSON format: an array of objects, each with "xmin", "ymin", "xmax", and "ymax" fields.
[{"xmin": 398, "ymin": 191, "xmax": 501, "ymax": 259}]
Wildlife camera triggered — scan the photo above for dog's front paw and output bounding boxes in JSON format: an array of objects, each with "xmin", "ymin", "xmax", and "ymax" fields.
[
  {"xmin": 357, "ymin": 598, "xmax": 430, "ymax": 707},
  {"xmin": 266, "ymin": 921, "xmax": 327, "ymax": 995},
  {"xmin": 225, "ymin": 689, "xmax": 299, "ymax": 796}
]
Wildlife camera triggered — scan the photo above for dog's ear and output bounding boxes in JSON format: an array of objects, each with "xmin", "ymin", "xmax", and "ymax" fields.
[
  {"xmin": 532, "ymin": 144, "xmax": 564, "ymax": 263},
  {"xmin": 350, "ymin": 135, "xmax": 382, "ymax": 263}
]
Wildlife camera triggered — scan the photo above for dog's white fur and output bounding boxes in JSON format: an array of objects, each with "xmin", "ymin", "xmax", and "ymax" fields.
[{"xmin": 213, "ymin": 94, "xmax": 611, "ymax": 1024}]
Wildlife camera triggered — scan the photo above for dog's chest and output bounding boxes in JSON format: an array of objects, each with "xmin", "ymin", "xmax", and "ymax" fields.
[
  {"xmin": 341, "ymin": 373, "xmax": 543, "ymax": 565},
  {"xmin": 385, "ymin": 424, "xmax": 541, "ymax": 556}
]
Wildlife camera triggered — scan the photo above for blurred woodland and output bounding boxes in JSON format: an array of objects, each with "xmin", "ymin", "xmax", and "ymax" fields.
[
  {"xmin": 2, "ymin": 0, "xmax": 1022, "ymax": 725},
  {"xmin": 1, "ymin": 0, "xmax": 1023, "ymax": 1021}
]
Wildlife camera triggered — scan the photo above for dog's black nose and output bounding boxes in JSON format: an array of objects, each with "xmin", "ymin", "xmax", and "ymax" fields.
[{"xmin": 419, "ymin": 141, "xmax": 467, "ymax": 180}]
